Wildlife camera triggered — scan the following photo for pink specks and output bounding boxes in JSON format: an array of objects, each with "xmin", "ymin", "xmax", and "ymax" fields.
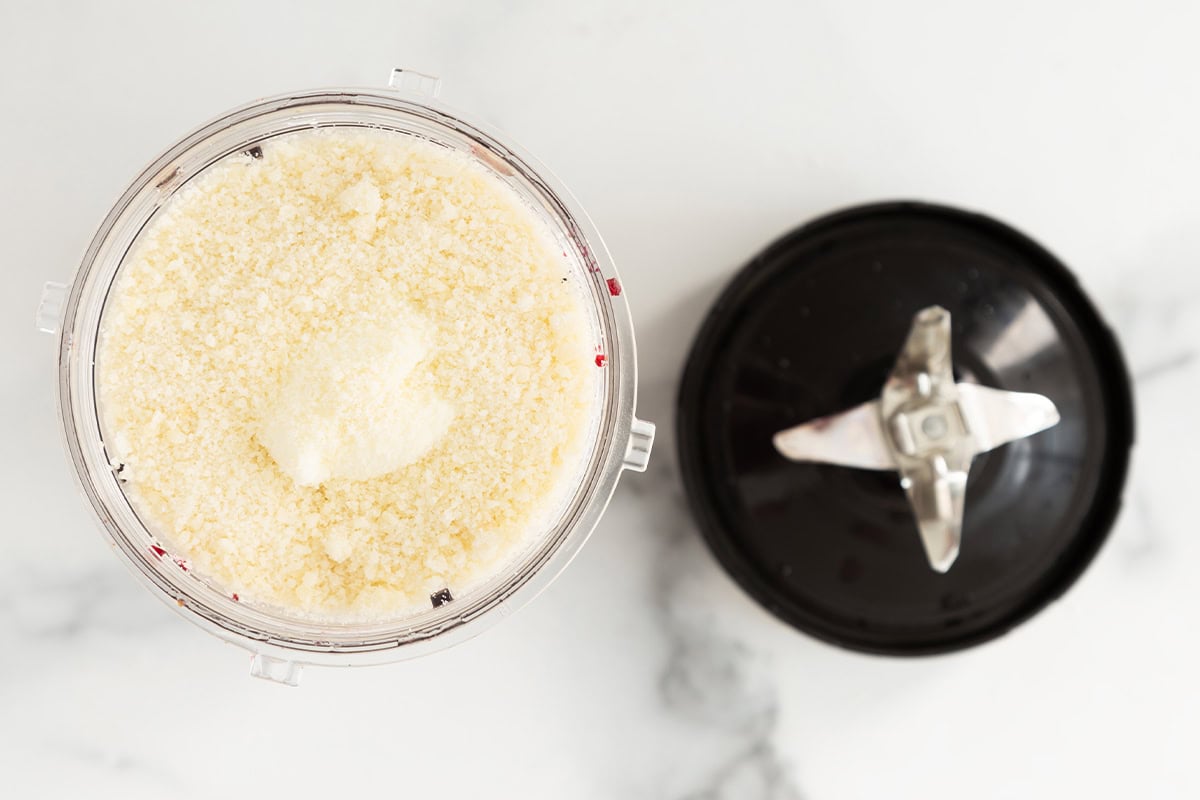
[
  {"xmin": 232, "ymin": 593, "xmax": 240, "ymax": 602},
  {"xmin": 595, "ymin": 353, "xmax": 607, "ymax": 368},
  {"xmin": 150, "ymin": 545, "xmax": 188, "ymax": 572},
  {"xmin": 606, "ymin": 277, "xmax": 622, "ymax": 297}
]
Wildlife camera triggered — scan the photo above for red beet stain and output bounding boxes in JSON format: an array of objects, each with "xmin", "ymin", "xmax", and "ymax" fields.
[
  {"xmin": 595, "ymin": 354, "xmax": 607, "ymax": 368},
  {"xmin": 606, "ymin": 277, "xmax": 622, "ymax": 297}
]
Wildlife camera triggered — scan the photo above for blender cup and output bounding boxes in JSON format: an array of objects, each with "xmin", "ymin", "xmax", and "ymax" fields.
[{"xmin": 37, "ymin": 69, "xmax": 655, "ymax": 684}]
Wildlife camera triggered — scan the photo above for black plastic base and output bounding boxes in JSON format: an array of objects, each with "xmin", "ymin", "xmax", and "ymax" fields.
[{"xmin": 677, "ymin": 202, "xmax": 1135, "ymax": 655}]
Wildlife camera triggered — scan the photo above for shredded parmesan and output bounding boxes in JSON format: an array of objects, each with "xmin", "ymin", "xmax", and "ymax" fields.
[{"xmin": 97, "ymin": 128, "xmax": 597, "ymax": 618}]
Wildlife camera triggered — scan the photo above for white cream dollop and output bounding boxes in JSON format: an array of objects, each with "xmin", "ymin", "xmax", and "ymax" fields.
[{"xmin": 257, "ymin": 314, "xmax": 453, "ymax": 486}]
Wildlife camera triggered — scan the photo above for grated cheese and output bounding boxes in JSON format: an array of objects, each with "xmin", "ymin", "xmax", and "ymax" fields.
[{"xmin": 97, "ymin": 128, "xmax": 598, "ymax": 618}]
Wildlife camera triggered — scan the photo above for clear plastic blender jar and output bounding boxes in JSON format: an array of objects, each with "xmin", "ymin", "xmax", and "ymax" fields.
[{"xmin": 37, "ymin": 69, "xmax": 654, "ymax": 684}]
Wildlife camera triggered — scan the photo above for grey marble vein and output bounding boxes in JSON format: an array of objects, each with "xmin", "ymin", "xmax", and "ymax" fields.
[
  {"xmin": 54, "ymin": 739, "xmax": 190, "ymax": 794},
  {"xmin": 1133, "ymin": 350, "xmax": 1197, "ymax": 384},
  {"xmin": 1120, "ymin": 485, "xmax": 1161, "ymax": 564},
  {"xmin": 0, "ymin": 563, "xmax": 176, "ymax": 642},
  {"xmin": 682, "ymin": 743, "xmax": 803, "ymax": 800},
  {"xmin": 643, "ymin": 447, "xmax": 803, "ymax": 799}
]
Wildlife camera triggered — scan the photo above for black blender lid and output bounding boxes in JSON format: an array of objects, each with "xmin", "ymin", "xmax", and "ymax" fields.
[{"xmin": 677, "ymin": 201, "xmax": 1135, "ymax": 655}]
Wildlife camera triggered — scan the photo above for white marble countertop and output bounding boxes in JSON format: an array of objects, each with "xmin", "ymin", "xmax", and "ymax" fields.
[{"xmin": 3, "ymin": 1, "xmax": 1198, "ymax": 797}]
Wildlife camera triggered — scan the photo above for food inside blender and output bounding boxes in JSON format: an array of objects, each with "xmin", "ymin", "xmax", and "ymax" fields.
[{"xmin": 97, "ymin": 127, "xmax": 599, "ymax": 619}]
